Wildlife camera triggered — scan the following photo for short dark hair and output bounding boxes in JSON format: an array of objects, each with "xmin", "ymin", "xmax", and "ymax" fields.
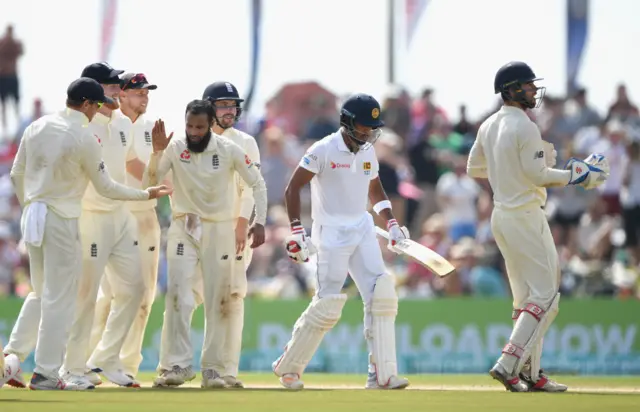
[
  {"xmin": 66, "ymin": 98, "xmax": 85, "ymax": 108},
  {"xmin": 185, "ymin": 99, "xmax": 215, "ymax": 123}
]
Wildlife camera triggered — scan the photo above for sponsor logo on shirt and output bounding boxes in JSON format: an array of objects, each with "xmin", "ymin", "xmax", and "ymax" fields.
[
  {"xmin": 330, "ymin": 161, "xmax": 350, "ymax": 169},
  {"xmin": 180, "ymin": 150, "xmax": 191, "ymax": 163}
]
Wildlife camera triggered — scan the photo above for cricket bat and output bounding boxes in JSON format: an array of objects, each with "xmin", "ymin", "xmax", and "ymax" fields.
[{"xmin": 375, "ymin": 227, "xmax": 455, "ymax": 277}]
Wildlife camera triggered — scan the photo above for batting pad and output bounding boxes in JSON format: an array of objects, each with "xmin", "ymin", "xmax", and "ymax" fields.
[
  {"xmin": 371, "ymin": 274, "xmax": 399, "ymax": 386},
  {"xmin": 273, "ymin": 294, "xmax": 347, "ymax": 377},
  {"xmin": 509, "ymin": 293, "xmax": 560, "ymax": 375}
]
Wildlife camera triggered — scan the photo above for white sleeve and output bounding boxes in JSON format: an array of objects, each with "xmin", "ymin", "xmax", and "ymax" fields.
[
  {"xmin": 232, "ymin": 144, "xmax": 267, "ymax": 226},
  {"xmin": 518, "ymin": 121, "xmax": 570, "ymax": 187},
  {"xmin": 142, "ymin": 148, "xmax": 173, "ymax": 188},
  {"xmin": 80, "ymin": 133, "xmax": 149, "ymax": 200},
  {"xmin": 238, "ymin": 136, "xmax": 261, "ymax": 219},
  {"xmin": 10, "ymin": 125, "xmax": 29, "ymax": 206},
  {"xmin": 299, "ymin": 142, "xmax": 324, "ymax": 175},
  {"xmin": 467, "ymin": 133, "xmax": 488, "ymax": 178}
]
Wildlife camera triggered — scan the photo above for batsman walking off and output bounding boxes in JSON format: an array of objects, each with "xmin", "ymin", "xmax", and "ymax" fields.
[
  {"xmin": 145, "ymin": 100, "xmax": 268, "ymax": 389},
  {"xmin": 467, "ymin": 61, "xmax": 609, "ymax": 392},
  {"xmin": 273, "ymin": 94, "xmax": 410, "ymax": 390}
]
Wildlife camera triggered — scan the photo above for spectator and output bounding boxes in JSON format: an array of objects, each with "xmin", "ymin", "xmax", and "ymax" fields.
[
  {"xmin": 606, "ymin": 83, "xmax": 639, "ymax": 124},
  {"xmin": 621, "ymin": 139, "xmax": 640, "ymax": 264},
  {"xmin": 0, "ymin": 24, "xmax": 24, "ymax": 134},
  {"xmin": 259, "ymin": 126, "xmax": 295, "ymax": 206}
]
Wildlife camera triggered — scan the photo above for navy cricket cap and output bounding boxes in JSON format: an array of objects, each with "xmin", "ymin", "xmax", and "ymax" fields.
[
  {"xmin": 67, "ymin": 77, "xmax": 115, "ymax": 104},
  {"xmin": 341, "ymin": 93, "xmax": 385, "ymax": 128},
  {"xmin": 120, "ymin": 73, "xmax": 158, "ymax": 90},
  {"xmin": 81, "ymin": 62, "xmax": 124, "ymax": 85},
  {"xmin": 202, "ymin": 81, "xmax": 244, "ymax": 103}
]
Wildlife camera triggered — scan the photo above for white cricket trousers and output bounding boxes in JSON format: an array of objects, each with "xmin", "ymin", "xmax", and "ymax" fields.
[
  {"xmin": 490, "ymin": 205, "xmax": 560, "ymax": 309},
  {"xmin": 4, "ymin": 207, "xmax": 82, "ymax": 378},
  {"xmin": 312, "ymin": 213, "xmax": 387, "ymax": 348},
  {"xmin": 87, "ymin": 208, "xmax": 161, "ymax": 377},
  {"xmin": 63, "ymin": 207, "xmax": 145, "ymax": 375},
  {"xmin": 157, "ymin": 217, "xmax": 243, "ymax": 373}
]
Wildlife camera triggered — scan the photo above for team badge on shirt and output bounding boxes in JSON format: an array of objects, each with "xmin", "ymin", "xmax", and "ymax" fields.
[
  {"xmin": 119, "ymin": 131, "xmax": 127, "ymax": 146},
  {"xmin": 363, "ymin": 161, "xmax": 372, "ymax": 176},
  {"xmin": 212, "ymin": 154, "xmax": 220, "ymax": 169},
  {"xmin": 144, "ymin": 131, "xmax": 152, "ymax": 145}
]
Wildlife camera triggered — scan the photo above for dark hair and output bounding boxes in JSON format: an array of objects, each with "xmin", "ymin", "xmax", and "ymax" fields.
[
  {"xmin": 185, "ymin": 99, "xmax": 215, "ymax": 123},
  {"xmin": 66, "ymin": 98, "xmax": 85, "ymax": 108}
]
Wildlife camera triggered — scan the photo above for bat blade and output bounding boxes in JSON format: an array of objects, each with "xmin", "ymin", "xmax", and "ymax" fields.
[{"xmin": 375, "ymin": 226, "xmax": 455, "ymax": 277}]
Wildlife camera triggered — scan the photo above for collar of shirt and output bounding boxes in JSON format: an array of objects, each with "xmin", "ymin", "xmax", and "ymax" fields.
[
  {"xmin": 63, "ymin": 108, "xmax": 90, "ymax": 126},
  {"xmin": 202, "ymin": 132, "xmax": 224, "ymax": 153},
  {"xmin": 331, "ymin": 130, "xmax": 353, "ymax": 153},
  {"xmin": 500, "ymin": 105, "xmax": 529, "ymax": 119}
]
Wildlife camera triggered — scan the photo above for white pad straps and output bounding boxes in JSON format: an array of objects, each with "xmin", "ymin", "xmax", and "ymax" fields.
[
  {"xmin": 369, "ymin": 274, "xmax": 399, "ymax": 386},
  {"xmin": 273, "ymin": 294, "xmax": 347, "ymax": 377}
]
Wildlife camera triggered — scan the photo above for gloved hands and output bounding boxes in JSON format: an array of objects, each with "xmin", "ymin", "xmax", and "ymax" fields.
[
  {"xmin": 284, "ymin": 222, "xmax": 317, "ymax": 263},
  {"xmin": 542, "ymin": 141, "xmax": 557, "ymax": 168},
  {"xmin": 386, "ymin": 219, "xmax": 410, "ymax": 253},
  {"xmin": 565, "ymin": 153, "xmax": 609, "ymax": 190}
]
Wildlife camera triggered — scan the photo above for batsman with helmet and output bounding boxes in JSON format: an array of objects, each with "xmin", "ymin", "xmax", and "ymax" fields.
[
  {"xmin": 272, "ymin": 93, "xmax": 410, "ymax": 390},
  {"xmin": 467, "ymin": 61, "xmax": 609, "ymax": 392}
]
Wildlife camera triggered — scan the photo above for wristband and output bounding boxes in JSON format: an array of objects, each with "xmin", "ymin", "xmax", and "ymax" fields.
[{"xmin": 373, "ymin": 200, "xmax": 392, "ymax": 215}]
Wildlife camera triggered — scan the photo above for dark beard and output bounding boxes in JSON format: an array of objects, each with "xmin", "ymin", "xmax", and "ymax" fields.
[{"xmin": 185, "ymin": 129, "xmax": 212, "ymax": 153}]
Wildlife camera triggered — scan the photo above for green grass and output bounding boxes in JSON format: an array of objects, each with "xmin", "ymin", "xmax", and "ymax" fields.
[{"xmin": 1, "ymin": 373, "xmax": 639, "ymax": 412}]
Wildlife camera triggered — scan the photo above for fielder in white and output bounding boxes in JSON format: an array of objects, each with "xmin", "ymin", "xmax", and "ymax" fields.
[
  {"xmin": 467, "ymin": 61, "xmax": 608, "ymax": 392},
  {"xmin": 145, "ymin": 100, "xmax": 268, "ymax": 389},
  {"xmin": 87, "ymin": 72, "xmax": 163, "ymax": 382},
  {"xmin": 273, "ymin": 94, "xmax": 409, "ymax": 390},
  {"xmin": 4, "ymin": 77, "xmax": 170, "ymax": 390},
  {"xmin": 153, "ymin": 82, "xmax": 261, "ymax": 389},
  {"xmin": 60, "ymin": 62, "xmax": 151, "ymax": 389}
]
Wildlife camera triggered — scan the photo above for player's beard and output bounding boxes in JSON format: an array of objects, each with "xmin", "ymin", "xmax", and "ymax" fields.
[
  {"xmin": 216, "ymin": 114, "xmax": 235, "ymax": 130},
  {"xmin": 186, "ymin": 129, "xmax": 212, "ymax": 153}
]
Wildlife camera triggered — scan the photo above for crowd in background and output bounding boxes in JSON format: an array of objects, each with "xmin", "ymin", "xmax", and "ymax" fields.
[{"xmin": 1, "ymin": 24, "xmax": 639, "ymax": 302}]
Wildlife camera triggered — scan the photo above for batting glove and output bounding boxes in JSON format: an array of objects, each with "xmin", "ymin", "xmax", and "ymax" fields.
[
  {"xmin": 284, "ymin": 223, "xmax": 316, "ymax": 263},
  {"xmin": 387, "ymin": 219, "xmax": 410, "ymax": 250}
]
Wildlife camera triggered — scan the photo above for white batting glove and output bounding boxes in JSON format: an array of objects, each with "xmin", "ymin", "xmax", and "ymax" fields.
[
  {"xmin": 387, "ymin": 219, "xmax": 410, "ymax": 252},
  {"xmin": 284, "ymin": 223, "xmax": 316, "ymax": 263}
]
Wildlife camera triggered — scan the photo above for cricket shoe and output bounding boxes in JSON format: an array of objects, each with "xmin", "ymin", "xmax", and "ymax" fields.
[
  {"xmin": 152, "ymin": 366, "xmax": 196, "ymax": 387},
  {"xmin": 278, "ymin": 373, "xmax": 304, "ymax": 390},
  {"xmin": 90, "ymin": 366, "xmax": 140, "ymax": 388},
  {"xmin": 61, "ymin": 371, "xmax": 96, "ymax": 390},
  {"xmin": 489, "ymin": 363, "xmax": 529, "ymax": 392},
  {"xmin": 30, "ymin": 372, "xmax": 81, "ymax": 391},
  {"xmin": 222, "ymin": 375, "xmax": 244, "ymax": 388},
  {"xmin": 85, "ymin": 369, "xmax": 103, "ymax": 386},
  {"xmin": 520, "ymin": 369, "xmax": 568, "ymax": 392},
  {"xmin": 365, "ymin": 372, "xmax": 410, "ymax": 390},
  {"xmin": 201, "ymin": 369, "xmax": 225, "ymax": 389},
  {"xmin": 3, "ymin": 354, "xmax": 26, "ymax": 388}
]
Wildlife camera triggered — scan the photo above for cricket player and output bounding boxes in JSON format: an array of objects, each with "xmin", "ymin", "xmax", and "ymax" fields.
[
  {"xmin": 5, "ymin": 77, "xmax": 170, "ymax": 390},
  {"xmin": 59, "ymin": 62, "xmax": 150, "ymax": 389},
  {"xmin": 467, "ymin": 61, "xmax": 608, "ymax": 392},
  {"xmin": 87, "ymin": 72, "xmax": 162, "ymax": 382},
  {"xmin": 145, "ymin": 99, "xmax": 268, "ymax": 389},
  {"xmin": 272, "ymin": 93, "xmax": 410, "ymax": 390}
]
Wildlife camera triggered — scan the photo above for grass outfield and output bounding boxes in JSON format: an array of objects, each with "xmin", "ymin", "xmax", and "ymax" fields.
[{"xmin": 1, "ymin": 373, "xmax": 639, "ymax": 412}]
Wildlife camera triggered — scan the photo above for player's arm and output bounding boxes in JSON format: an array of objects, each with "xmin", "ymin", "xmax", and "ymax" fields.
[
  {"xmin": 519, "ymin": 121, "xmax": 572, "ymax": 187},
  {"xmin": 467, "ymin": 134, "xmax": 488, "ymax": 179},
  {"xmin": 80, "ymin": 134, "xmax": 167, "ymax": 200},
  {"xmin": 9, "ymin": 127, "xmax": 28, "ymax": 207},
  {"xmin": 368, "ymin": 161, "xmax": 408, "ymax": 244},
  {"xmin": 231, "ymin": 145, "xmax": 268, "ymax": 248},
  {"xmin": 238, "ymin": 137, "xmax": 261, "ymax": 224},
  {"xmin": 125, "ymin": 143, "xmax": 147, "ymax": 181},
  {"xmin": 142, "ymin": 149, "xmax": 172, "ymax": 188}
]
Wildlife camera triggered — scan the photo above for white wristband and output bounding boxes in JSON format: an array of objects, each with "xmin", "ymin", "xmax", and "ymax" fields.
[{"xmin": 373, "ymin": 200, "xmax": 392, "ymax": 215}]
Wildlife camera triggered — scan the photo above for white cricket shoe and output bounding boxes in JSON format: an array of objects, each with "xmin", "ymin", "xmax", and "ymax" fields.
[
  {"xmin": 520, "ymin": 370, "xmax": 568, "ymax": 392},
  {"xmin": 365, "ymin": 372, "xmax": 410, "ymax": 389},
  {"xmin": 31, "ymin": 372, "xmax": 82, "ymax": 391},
  {"xmin": 61, "ymin": 372, "xmax": 96, "ymax": 390},
  {"xmin": 222, "ymin": 375, "xmax": 244, "ymax": 388},
  {"xmin": 201, "ymin": 369, "xmax": 225, "ymax": 389},
  {"xmin": 153, "ymin": 365, "xmax": 196, "ymax": 387},
  {"xmin": 279, "ymin": 373, "xmax": 304, "ymax": 390},
  {"xmin": 85, "ymin": 369, "xmax": 103, "ymax": 386},
  {"xmin": 91, "ymin": 367, "xmax": 140, "ymax": 388},
  {"xmin": 2, "ymin": 354, "xmax": 26, "ymax": 388}
]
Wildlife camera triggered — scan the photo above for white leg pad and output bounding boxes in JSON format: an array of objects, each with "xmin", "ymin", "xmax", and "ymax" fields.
[
  {"xmin": 369, "ymin": 274, "xmax": 399, "ymax": 386},
  {"xmin": 502, "ymin": 293, "xmax": 560, "ymax": 375},
  {"xmin": 273, "ymin": 294, "xmax": 347, "ymax": 377}
]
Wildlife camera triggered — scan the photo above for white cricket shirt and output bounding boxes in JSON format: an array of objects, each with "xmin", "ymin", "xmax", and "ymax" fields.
[
  {"xmin": 299, "ymin": 131, "xmax": 379, "ymax": 226},
  {"xmin": 144, "ymin": 133, "xmax": 267, "ymax": 225},
  {"xmin": 125, "ymin": 114, "xmax": 157, "ymax": 212},
  {"xmin": 10, "ymin": 109, "xmax": 149, "ymax": 218},
  {"xmin": 467, "ymin": 105, "xmax": 571, "ymax": 210},
  {"xmin": 222, "ymin": 127, "xmax": 261, "ymax": 220},
  {"xmin": 82, "ymin": 111, "xmax": 135, "ymax": 212}
]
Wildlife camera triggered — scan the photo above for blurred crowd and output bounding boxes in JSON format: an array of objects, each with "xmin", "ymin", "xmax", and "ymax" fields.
[{"xmin": 0, "ymin": 22, "xmax": 639, "ymax": 301}]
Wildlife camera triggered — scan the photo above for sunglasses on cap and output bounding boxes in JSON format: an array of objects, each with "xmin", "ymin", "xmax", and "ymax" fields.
[{"xmin": 122, "ymin": 73, "xmax": 149, "ymax": 90}]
